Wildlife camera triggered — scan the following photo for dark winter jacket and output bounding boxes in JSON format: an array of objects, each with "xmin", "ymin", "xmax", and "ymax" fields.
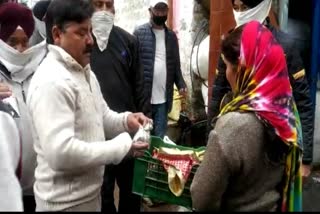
[
  {"xmin": 133, "ymin": 23, "xmax": 186, "ymax": 112},
  {"xmin": 208, "ymin": 25, "xmax": 314, "ymax": 164},
  {"xmin": 91, "ymin": 26, "xmax": 151, "ymax": 117}
]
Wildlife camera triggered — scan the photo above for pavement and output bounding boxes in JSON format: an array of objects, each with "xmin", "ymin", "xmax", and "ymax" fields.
[{"xmin": 303, "ymin": 170, "xmax": 320, "ymax": 211}]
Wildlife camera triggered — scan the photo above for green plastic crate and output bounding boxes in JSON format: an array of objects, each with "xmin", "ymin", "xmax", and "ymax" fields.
[{"xmin": 132, "ymin": 136, "xmax": 205, "ymax": 209}]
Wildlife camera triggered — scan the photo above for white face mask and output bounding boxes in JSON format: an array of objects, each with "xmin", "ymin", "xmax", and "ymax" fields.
[
  {"xmin": 91, "ymin": 11, "xmax": 115, "ymax": 52},
  {"xmin": 233, "ymin": 0, "xmax": 272, "ymax": 27},
  {"xmin": 0, "ymin": 39, "xmax": 46, "ymax": 76}
]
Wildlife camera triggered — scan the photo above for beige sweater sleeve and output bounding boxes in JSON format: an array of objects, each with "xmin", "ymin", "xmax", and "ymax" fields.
[
  {"xmin": 101, "ymin": 98, "xmax": 131, "ymax": 138},
  {"xmin": 91, "ymin": 72, "xmax": 131, "ymax": 138},
  {"xmin": 27, "ymin": 81, "xmax": 132, "ymax": 172}
]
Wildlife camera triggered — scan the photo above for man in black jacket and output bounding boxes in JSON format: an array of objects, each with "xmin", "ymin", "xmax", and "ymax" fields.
[
  {"xmin": 89, "ymin": 0, "xmax": 151, "ymax": 212},
  {"xmin": 133, "ymin": 0, "xmax": 187, "ymax": 139},
  {"xmin": 208, "ymin": 0, "xmax": 314, "ymax": 179}
]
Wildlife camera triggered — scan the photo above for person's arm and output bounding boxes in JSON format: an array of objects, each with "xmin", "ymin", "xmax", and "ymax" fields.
[
  {"xmin": 0, "ymin": 112, "xmax": 23, "ymax": 211},
  {"xmin": 88, "ymin": 72, "xmax": 132, "ymax": 138},
  {"xmin": 287, "ymin": 45, "xmax": 314, "ymax": 166},
  {"xmin": 206, "ymin": 56, "xmax": 231, "ymax": 135},
  {"xmin": 133, "ymin": 27, "xmax": 153, "ymax": 117},
  {"xmin": 190, "ymin": 130, "xmax": 231, "ymax": 211},
  {"xmin": 192, "ymin": 113, "xmax": 263, "ymax": 211},
  {"xmin": 132, "ymin": 26, "xmax": 141, "ymax": 39},
  {"xmin": 27, "ymin": 81, "xmax": 132, "ymax": 173},
  {"xmin": 100, "ymin": 97, "xmax": 131, "ymax": 139},
  {"xmin": 131, "ymin": 36, "xmax": 151, "ymax": 117},
  {"xmin": 172, "ymin": 33, "xmax": 186, "ymax": 91}
]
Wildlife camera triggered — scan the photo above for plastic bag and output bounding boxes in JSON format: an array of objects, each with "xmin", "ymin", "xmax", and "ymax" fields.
[
  {"xmin": 163, "ymin": 136, "xmax": 176, "ymax": 145},
  {"xmin": 133, "ymin": 122, "xmax": 153, "ymax": 144}
]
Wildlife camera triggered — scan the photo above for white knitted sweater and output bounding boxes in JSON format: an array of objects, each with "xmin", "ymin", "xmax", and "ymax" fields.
[{"xmin": 27, "ymin": 45, "xmax": 132, "ymax": 211}]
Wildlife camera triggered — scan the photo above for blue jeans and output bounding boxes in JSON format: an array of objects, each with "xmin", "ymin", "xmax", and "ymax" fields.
[{"xmin": 151, "ymin": 103, "xmax": 168, "ymax": 139}]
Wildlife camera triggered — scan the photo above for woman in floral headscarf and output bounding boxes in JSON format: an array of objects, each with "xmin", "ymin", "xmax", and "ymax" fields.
[{"xmin": 191, "ymin": 21, "xmax": 302, "ymax": 212}]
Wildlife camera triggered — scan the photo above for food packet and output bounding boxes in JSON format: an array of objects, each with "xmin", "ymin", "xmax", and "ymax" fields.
[{"xmin": 133, "ymin": 122, "xmax": 153, "ymax": 144}]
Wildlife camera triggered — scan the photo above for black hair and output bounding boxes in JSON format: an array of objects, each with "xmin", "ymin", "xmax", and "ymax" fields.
[
  {"xmin": 45, "ymin": 0, "xmax": 94, "ymax": 44},
  {"xmin": 153, "ymin": 2, "xmax": 168, "ymax": 10},
  {"xmin": 221, "ymin": 25, "xmax": 244, "ymax": 66},
  {"xmin": 33, "ymin": 0, "xmax": 51, "ymax": 20},
  {"xmin": 231, "ymin": 0, "xmax": 264, "ymax": 9}
]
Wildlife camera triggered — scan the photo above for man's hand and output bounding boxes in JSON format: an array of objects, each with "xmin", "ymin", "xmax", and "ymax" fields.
[
  {"xmin": 302, "ymin": 164, "xmax": 312, "ymax": 180},
  {"xmin": 179, "ymin": 88, "xmax": 188, "ymax": 111},
  {"xmin": 128, "ymin": 141, "xmax": 149, "ymax": 158},
  {"xmin": 127, "ymin": 113, "xmax": 153, "ymax": 133},
  {"xmin": 179, "ymin": 88, "xmax": 188, "ymax": 98},
  {"xmin": 0, "ymin": 82, "xmax": 12, "ymax": 100}
]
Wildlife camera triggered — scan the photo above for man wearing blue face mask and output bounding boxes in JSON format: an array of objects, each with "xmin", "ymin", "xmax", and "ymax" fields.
[
  {"xmin": 89, "ymin": 0, "xmax": 151, "ymax": 213},
  {"xmin": 207, "ymin": 0, "xmax": 314, "ymax": 181},
  {"xmin": 134, "ymin": 0, "xmax": 187, "ymax": 140}
]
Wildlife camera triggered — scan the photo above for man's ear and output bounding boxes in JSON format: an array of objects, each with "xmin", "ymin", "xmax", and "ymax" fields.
[{"xmin": 51, "ymin": 25, "xmax": 62, "ymax": 45}]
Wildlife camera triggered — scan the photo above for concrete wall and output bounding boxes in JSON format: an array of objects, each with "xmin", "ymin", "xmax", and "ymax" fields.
[{"xmin": 114, "ymin": 0, "xmax": 150, "ymax": 34}]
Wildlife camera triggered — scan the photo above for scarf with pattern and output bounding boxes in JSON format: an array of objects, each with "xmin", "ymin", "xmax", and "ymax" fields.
[{"xmin": 219, "ymin": 21, "xmax": 303, "ymax": 212}]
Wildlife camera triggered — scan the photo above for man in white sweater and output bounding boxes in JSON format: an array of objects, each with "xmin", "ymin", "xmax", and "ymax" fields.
[{"xmin": 26, "ymin": 0, "xmax": 150, "ymax": 211}]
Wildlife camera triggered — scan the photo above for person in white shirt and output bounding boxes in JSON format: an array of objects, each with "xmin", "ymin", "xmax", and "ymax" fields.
[
  {"xmin": 27, "ymin": 0, "xmax": 150, "ymax": 211},
  {"xmin": 0, "ymin": 101, "xmax": 23, "ymax": 211},
  {"xmin": 133, "ymin": 0, "xmax": 187, "ymax": 139}
]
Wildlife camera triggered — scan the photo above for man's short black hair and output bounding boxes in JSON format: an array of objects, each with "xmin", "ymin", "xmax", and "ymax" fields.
[
  {"xmin": 33, "ymin": 0, "xmax": 51, "ymax": 21},
  {"xmin": 153, "ymin": 2, "xmax": 168, "ymax": 10},
  {"xmin": 45, "ymin": 0, "xmax": 94, "ymax": 44}
]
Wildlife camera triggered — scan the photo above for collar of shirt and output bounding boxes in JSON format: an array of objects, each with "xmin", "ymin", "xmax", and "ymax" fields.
[{"xmin": 48, "ymin": 44, "xmax": 91, "ymax": 83}]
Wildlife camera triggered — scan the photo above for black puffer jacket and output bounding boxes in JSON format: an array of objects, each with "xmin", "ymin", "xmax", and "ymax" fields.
[
  {"xmin": 208, "ymin": 25, "xmax": 314, "ymax": 164},
  {"xmin": 133, "ymin": 23, "xmax": 186, "ymax": 112}
]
